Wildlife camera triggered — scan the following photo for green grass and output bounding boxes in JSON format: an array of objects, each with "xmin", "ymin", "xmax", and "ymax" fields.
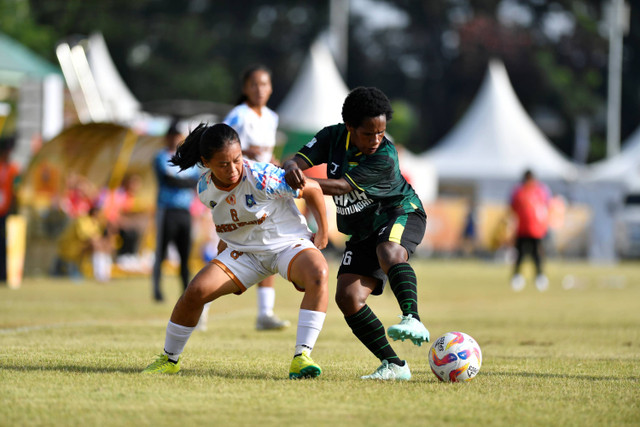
[{"xmin": 1, "ymin": 259, "xmax": 639, "ymax": 426}]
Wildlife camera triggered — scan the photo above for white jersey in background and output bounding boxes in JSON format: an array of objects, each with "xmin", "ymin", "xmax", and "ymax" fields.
[
  {"xmin": 197, "ymin": 160, "xmax": 311, "ymax": 252},
  {"xmin": 223, "ymin": 103, "xmax": 278, "ymax": 163}
]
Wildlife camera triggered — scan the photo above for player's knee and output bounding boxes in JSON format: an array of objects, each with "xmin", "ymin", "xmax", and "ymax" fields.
[
  {"xmin": 335, "ymin": 287, "xmax": 360, "ymax": 313},
  {"xmin": 377, "ymin": 241, "xmax": 407, "ymax": 261},
  {"xmin": 313, "ymin": 263, "xmax": 329, "ymax": 286},
  {"xmin": 297, "ymin": 256, "xmax": 328, "ymax": 288},
  {"xmin": 303, "ymin": 263, "xmax": 329, "ymax": 292},
  {"xmin": 183, "ymin": 281, "xmax": 209, "ymax": 306}
]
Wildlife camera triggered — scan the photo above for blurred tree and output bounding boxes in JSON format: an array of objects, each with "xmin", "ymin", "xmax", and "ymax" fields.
[
  {"xmin": 0, "ymin": 0, "xmax": 57, "ymax": 54},
  {"xmin": 387, "ymin": 99, "xmax": 418, "ymax": 150},
  {"xmin": 1, "ymin": 0, "xmax": 638, "ymax": 163},
  {"xmin": 20, "ymin": 0, "xmax": 328, "ymax": 104}
]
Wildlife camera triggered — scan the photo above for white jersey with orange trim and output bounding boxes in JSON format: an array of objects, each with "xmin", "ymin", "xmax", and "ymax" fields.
[{"xmin": 197, "ymin": 160, "xmax": 311, "ymax": 252}]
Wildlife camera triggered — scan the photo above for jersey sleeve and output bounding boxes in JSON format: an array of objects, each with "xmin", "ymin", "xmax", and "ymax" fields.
[
  {"xmin": 343, "ymin": 154, "xmax": 395, "ymax": 197},
  {"xmin": 196, "ymin": 172, "xmax": 215, "ymax": 208},
  {"xmin": 223, "ymin": 106, "xmax": 243, "ymax": 130},
  {"xmin": 251, "ymin": 162, "xmax": 301, "ymax": 199},
  {"xmin": 295, "ymin": 127, "xmax": 332, "ymax": 167}
]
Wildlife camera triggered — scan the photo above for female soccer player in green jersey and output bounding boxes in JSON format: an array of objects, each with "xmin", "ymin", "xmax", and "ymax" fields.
[{"xmin": 284, "ymin": 87, "xmax": 430, "ymax": 381}]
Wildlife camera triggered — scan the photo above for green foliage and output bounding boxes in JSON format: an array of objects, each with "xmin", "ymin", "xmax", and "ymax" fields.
[
  {"xmin": 1, "ymin": 260, "xmax": 639, "ymax": 426},
  {"xmin": 387, "ymin": 99, "xmax": 418, "ymax": 149},
  {"xmin": 535, "ymin": 50, "xmax": 600, "ymax": 116},
  {"xmin": 0, "ymin": 0, "xmax": 57, "ymax": 59}
]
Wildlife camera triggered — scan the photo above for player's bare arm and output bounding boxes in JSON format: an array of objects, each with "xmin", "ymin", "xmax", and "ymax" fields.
[
  {"xmin": 313, "ymin": 177, "xmax": 353, "ymax": 196},
  {"xmin": 300, "ymin": 179, "xmax": 329, "ymax": 250},
  {"xmin": 283, "ymin": 157, "xmax": 309, "ymax": 189}
]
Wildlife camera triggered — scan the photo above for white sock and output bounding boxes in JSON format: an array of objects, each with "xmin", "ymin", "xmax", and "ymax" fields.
[
  {"xmin": 257, "ymin": 286, "xmax": 275, "ymax": 317},
  {"xmin": 164, "ymin": 321, "xmax": 196, "ymax": 362},
  {"xmin": 294, "ymin": 309, "xmax": 326, "ymax": 356},
  {"xmin": 92, "ymin": 252, "xmax": 112, "ymax": 282},
  {"xmin": 196, "ymin": 302, "xmax": 212, "ymax": 330}
]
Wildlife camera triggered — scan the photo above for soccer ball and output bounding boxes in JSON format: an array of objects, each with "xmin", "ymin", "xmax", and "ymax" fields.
[{"xmin": 428, "ymin": 331, "xmax": 482, "ymax": 382}]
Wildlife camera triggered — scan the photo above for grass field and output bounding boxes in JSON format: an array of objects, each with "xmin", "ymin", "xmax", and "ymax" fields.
[{"xmin": 1, "ymin": 259, "xmax": 639, "ymax": 426}]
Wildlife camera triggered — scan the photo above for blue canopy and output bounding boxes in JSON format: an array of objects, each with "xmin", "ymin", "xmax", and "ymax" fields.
[{"xmin": 0, "ymin": 32, "xmax": 60, "ymax": 86}]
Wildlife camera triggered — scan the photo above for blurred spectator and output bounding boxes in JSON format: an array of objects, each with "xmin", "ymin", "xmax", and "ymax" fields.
[
  {"xmin": 0, "ymin": 136, "xmax": 20, "ymax": 282},
  {"xmin": 51, "ymin": 205, "xmax": 113, "ymax": 282},
  {"xmin": 99, "ymin": 174, "xmax": 149, "ymax": 272},
  {"xmin": 460, "ymin": 200, "xmax": 477, "ymax": 257},
  {"xmin": 489, "ymin": 212, "xmax": 514, "ymax": 262},
  {"xmin": 60, "ymin": 172, "xmax": 97, "ymax": 218},
  {"xmin": 152, "ymin": 119, "xmax": 200, "ymax": 302},
  {"xmin": 509, "ymin": 169, "xmax": 551, "ymax": 292}
]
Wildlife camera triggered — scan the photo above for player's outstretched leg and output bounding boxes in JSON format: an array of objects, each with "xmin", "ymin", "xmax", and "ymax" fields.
[{"xmin": 143, "ymin": 262, "xmax": 240, "ymax": 374}]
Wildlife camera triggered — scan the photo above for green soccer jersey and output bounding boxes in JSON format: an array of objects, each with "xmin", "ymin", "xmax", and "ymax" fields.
[{"xmin": 296, "ymin": 123, "xmax": 424, "ymax": 242}]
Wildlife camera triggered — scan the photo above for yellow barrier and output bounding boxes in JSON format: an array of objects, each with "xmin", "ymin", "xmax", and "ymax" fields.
[{"xmin": 6, "ymin": 214, "xmax": 26, "ymax": 288}]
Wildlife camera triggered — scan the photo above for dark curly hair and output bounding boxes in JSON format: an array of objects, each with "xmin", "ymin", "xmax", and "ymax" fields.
[
  {"xmin": 170, "ymin": 123, "xmax": 240, "ymax": 171},
  {"xmin": 341, "ymin": 87, "xmax": 393, "ymax": 128}
]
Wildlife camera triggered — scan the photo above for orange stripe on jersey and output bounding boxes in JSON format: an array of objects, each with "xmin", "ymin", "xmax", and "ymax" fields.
[{"xmin": 212, "ymin": 259, "xmax": 246, "ymax": 294}]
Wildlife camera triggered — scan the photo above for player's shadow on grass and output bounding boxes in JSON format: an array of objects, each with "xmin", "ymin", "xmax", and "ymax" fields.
[
  {"xmin": 0, "ymin": 364, "xmax": 291, "ymax": 380},
  {"xmin": 483, "ymin": 371, "xmax": 639, "ymax": 382},
  {"xmin": 1, "ymin": 364, "xmax": 143, "ymax": 374}
]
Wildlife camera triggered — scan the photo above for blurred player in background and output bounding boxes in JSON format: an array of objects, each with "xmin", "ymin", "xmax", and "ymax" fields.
[
  {"xmin": 143, "ymin": 123, "xmax": 329, "ymax": 379},
  {"xmin": 152, "ymin": 120, "xmax": 201, "ymax": 302},
  {"xmin": 509, "ymin": 169, "xmax": 551, "ymax": 292},
  {"xmin": 202, "ymin": 65, "xmax": 288, "ymax": 331},
  {"xmin": 284, "ymin": 87, "xmax": 430, "ymax": 381}
]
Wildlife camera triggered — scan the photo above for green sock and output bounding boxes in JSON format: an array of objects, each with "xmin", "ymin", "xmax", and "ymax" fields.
[{"xmin": 345, "ymin": 305, "xmax": 402, "ymax": 365}]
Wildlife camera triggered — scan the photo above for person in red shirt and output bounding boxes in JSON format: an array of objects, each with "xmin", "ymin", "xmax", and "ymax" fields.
[
  {"xmin": 509, "ymin": 169, "xmax": 551, "ymax": 292},
  {"xmin": 0, "ymin": 136, "xmax": 20, "ymax": 282}
]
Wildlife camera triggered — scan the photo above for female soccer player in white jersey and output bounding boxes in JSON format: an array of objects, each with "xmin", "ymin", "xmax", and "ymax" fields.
[
  {"xmin": 143, "ymin": 123, "xmax": 329, "ymax": 379},
  {"xmin": 208, "ymin": 64, "xmax": 287, "ymax": 332}
]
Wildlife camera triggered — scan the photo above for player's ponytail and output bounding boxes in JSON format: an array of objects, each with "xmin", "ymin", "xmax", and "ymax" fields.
[{"xmin": 171, "ymin": 123, "xmax": 240, "ymax": 170}]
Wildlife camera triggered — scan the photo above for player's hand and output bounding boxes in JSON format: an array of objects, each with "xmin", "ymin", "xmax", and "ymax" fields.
[
  {"xmin": 284, "ymin": 160, "xmax": 306, "ymax": 189},
  {"xmin": 311, "ymin": 231, "xmax": 328, "ymax": 250}
]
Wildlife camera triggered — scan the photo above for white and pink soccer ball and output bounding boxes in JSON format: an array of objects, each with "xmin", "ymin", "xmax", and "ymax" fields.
[{"xmin": 428, "ymin": 331, "xmax": 482, "ymax": 382}]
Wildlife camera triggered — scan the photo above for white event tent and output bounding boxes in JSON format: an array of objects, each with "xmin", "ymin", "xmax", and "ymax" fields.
[
  {"xmin": 423, "ymin": 59, "xmax": 578, "ymax": 184},
  {"xmin": 584, "ymin": 125, "xmax": 640, "ymax": 192},
  {"xmin": 278, "ymin": 38, "xmax": 349, "ymax": 136},
  {"xmin": 421, "ymin": 60, "xmax": 628, "ymax": 262},
  {"xmin": 277, "ymin": 38, "xmax": 350, "ymax": 160}
]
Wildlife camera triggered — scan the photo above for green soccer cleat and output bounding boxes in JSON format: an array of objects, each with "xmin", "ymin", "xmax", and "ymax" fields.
[
  {"xmin": 289, "ymin": 351, "xmax": 321, "ymax": 379},
  {"xmin": 361, "ymin": 360, "xmax": 411, "ymax": 381},
  {"xmin": 387, "ymin": 314, "xmax": 430, "ymax": 346},
  {"xmin": 142, "ymin": 354, "xmax": 181, "ymax": 374}
]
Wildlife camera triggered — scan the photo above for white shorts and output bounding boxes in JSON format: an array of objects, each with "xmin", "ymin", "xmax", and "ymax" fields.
[{"xmin": 212, "ymin": 238, "xmax": 319, "ymax": 294}]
